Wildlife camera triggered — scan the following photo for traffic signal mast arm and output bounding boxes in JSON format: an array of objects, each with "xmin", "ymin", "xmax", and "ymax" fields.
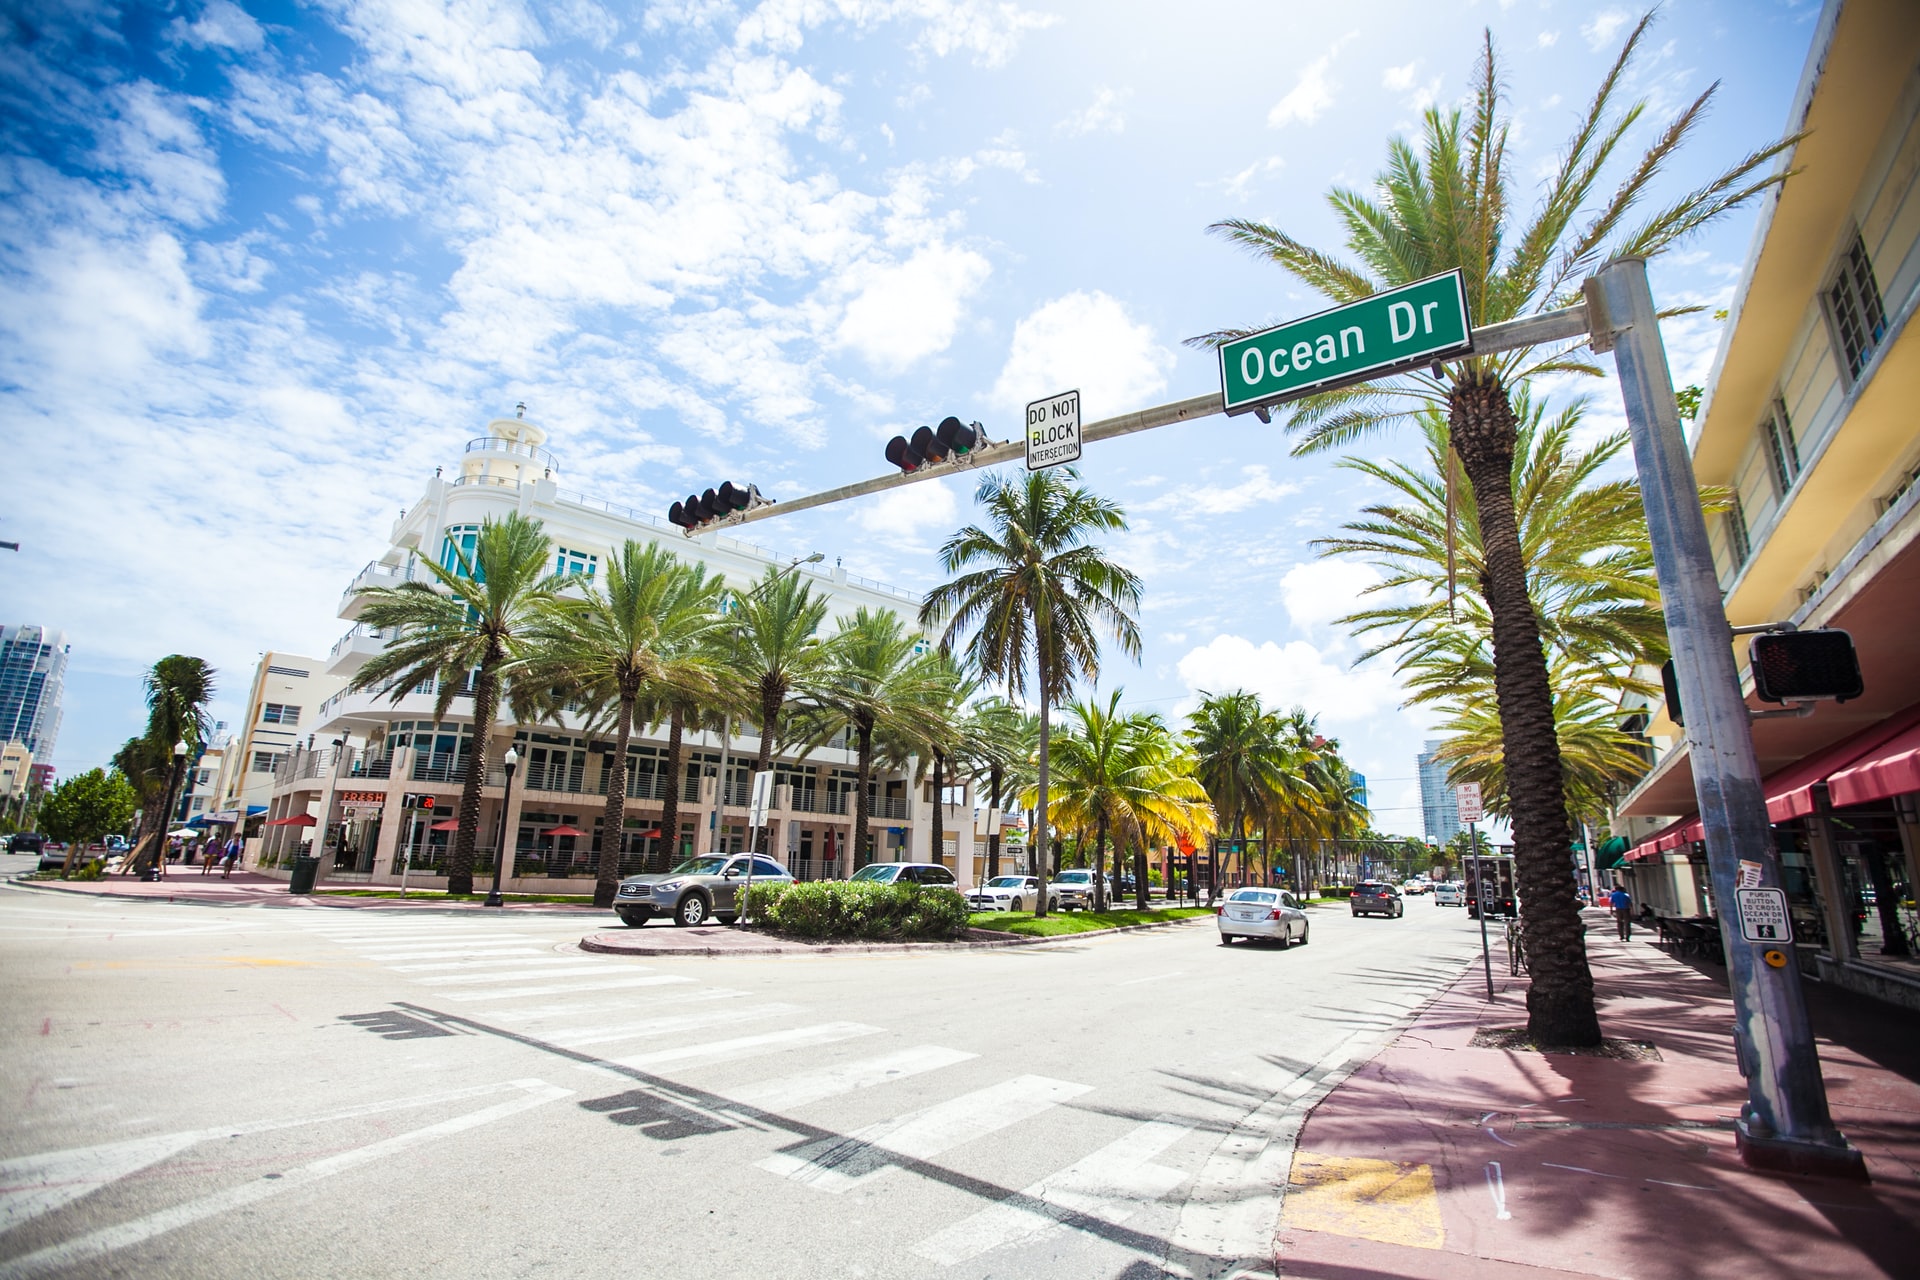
[{"xmin": 721, "ymin": 301, "xmax": 1594, "ymax": 529}]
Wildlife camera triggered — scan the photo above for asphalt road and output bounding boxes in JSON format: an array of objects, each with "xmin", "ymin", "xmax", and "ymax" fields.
[{"xmin": 0, "ymin": 883, "xmax": 1488, "ymax": 1279}]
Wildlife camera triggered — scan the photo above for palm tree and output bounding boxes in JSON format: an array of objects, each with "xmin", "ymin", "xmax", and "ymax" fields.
[
  {"xmin": 729, "ymin": 567, "xmax": 830, "ymax": 852},
  {"xmin": 528, "ymin": 542, "xmax": 727, "ymax": 908},
  {"xmin": 351, "ymin": 513, "xmax": 563, "ymax": 896},
  {"xmin": 126, "ymin": 655, "xmax": 215, "ymax": 865},
  {"xmin": 802, "ymin": 608, "xmax": 948, "ymax": 873},
  {"xmin": 1185, "ymin": 690, "xmax": 1297, "ymax": 896},
  {"xmin": 1194, "ymin": 15, "xmax": 1794, "ymax": 1045},
  {"xmin": 922, "ymin": 468, "xmax": 1142, "ymax": 919},
  {"xmin": 955, "ymin": 697, "xmax": 1034, "ymax": 878}
]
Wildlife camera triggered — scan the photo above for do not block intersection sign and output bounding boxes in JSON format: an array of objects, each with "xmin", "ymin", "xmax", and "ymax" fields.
[{"xmin": 1026, "ymin": 390, "xmax": 1081, "ymax": 471}]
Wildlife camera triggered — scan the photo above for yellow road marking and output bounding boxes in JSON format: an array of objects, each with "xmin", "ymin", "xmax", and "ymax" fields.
[{"xmin": 1284, "ymin": 1151, "xmax": 1445, "ymax": 1249}]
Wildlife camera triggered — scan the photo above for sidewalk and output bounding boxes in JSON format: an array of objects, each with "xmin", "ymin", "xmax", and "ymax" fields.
[
  {"xmin": 1276, "ymin": 908, "xmax": 1920, "ymax": 1280},
  {"xmin": 8, "ymin": 872, "xmax": 604, "ymax": 913}
]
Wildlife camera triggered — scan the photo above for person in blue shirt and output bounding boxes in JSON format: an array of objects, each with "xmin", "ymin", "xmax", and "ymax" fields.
[{"xmin": 1609, "ymin": 884, "xmax": 1634, "ymax": 940}]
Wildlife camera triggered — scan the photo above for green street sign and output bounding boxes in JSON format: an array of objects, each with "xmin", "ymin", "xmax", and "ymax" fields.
[{"xmin": 1218, "ymin": 269, "xmax": 1473, "ymax": 416}]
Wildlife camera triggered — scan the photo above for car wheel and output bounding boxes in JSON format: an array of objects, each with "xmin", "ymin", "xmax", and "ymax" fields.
[
  {"xmin": 1351, "ymin": 907, "xmax": 1360, "ymax": 916},
  {"xmin": 1048, "ymin": 898, "xmax": 1060, "ymax": 913},
  {"xmin": 617, "ymin": 912, "xmax": 648, "ymax": 928},
  {"xmin": 674, "ymin": 894, "xmax": 709, "ymax": 927},
  {"xmin": 1394, "ymin": 903, "xmax": 1404, "ymax": 918},
  {"xmin": 1219, "ymin": 934, "xmax": 1236, "ymax": 946},
  {"xmin": 1010, "ymin": 898, "xmax": 1024, "ymax": 912}
]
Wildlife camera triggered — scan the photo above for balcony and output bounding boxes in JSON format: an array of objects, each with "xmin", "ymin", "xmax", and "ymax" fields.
[
  {"xmin": 465, "ymin": 435, "xmax": 559, "ymax": 473},
  {"xmin": 339, "ymin": 559, "xmax": 427, "ymax": 621},
  {"xmin": 327, "ymin": 624, "xmax": 394, "ymax": 677}
]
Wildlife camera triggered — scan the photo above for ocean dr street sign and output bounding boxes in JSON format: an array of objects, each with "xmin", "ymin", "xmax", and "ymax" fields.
[
  {"xmin": 1218, "ymin": 269, "xmax": 1474, "ymax": 416},
  {"xmin": 1026, "ymin": 390, "xmax": 1081, "ymax": 470}
]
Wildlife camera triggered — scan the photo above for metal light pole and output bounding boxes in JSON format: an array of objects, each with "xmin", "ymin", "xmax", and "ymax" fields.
[
  {"xmin": 1596, "ymin": 256, "xmax": 1863, "ymax": 1179},
  {"xmin": 149, "ymin": 739, "xmax": 189, "ymax": 880},
  {"xmin": 485, "ymin": 746, "xmax": 519, "ymax": 908}
]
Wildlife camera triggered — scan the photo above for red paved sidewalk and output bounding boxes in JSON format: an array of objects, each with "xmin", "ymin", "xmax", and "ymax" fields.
[
  {"xmin": 9, "ymin": 872, "xmax": 604, "ymax": 913},
  {"xmin": 1276, "ymin": 908, "xmax": 1920, "ymax": 1280}
]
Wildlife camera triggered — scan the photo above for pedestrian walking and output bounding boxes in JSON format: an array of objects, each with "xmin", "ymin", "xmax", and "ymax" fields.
[
  {"xmin": 221, "ymin": 836, "xmax": 241, "ymax": 878},
  {"xmin": 1609, "ymin": 884, "xmax": 1634, "ymax": 940},
  {"xmin": 202, "ymin": 837, "xmax": 219, "ymax": 875}
]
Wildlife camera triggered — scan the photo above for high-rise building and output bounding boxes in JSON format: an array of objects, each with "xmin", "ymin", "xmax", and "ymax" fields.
[
  {"xmin": 1416, "ymin": 740, "xmax": 1460, "ymax": 845},
  {"xmin": 0, "ymin": 624, "xmax": 69, "ymax": 759}
]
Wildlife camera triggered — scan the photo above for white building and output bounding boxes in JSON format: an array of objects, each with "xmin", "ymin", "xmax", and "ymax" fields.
[
  {"xmin": 259, "ymin": 410, "xmax": 994, "ymax": 891},
  {"xmin": 208, "ymin": 653, "xmax": 346, "ymax": 836}
]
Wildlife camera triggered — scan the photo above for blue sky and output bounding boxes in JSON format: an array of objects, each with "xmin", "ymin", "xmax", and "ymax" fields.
[{"xmin": 3, "ymin": 0, "xmax": 1820, "ymax": 834}]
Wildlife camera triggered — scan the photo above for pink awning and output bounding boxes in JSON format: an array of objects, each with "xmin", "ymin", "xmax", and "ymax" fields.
[
  {"xmin": 1828, "ymin": 719, "xmax": 1920, "ymax": 809},
  {"xmin": 1766, "ymin": 702, "xmax": 1920, "ymax": 820}
]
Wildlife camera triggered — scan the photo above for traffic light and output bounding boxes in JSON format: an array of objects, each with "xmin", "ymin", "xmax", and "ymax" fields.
[
  {"xmin": 668, "ymin": 481, "xmax": 771, "ymax": 533},
  {"xmin": 402, "ymin": 793, "xmax": 437, "ymax": 811},
  {"xmin": 1750, "ymin": 629, "xmax": 1863, "ymax": 703},
  {"xmin": 884, "ymin": 416, "xmax": 984, "ymax": 474}
]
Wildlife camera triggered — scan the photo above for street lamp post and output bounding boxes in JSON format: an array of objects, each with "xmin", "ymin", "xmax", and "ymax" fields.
[
  {"xmin": 148, "ymin": 739, "xmax": 190, "ymax": 880},
  {"xmin": 485, "ymin": 746, "xmax": 519, "ymax": 908}
]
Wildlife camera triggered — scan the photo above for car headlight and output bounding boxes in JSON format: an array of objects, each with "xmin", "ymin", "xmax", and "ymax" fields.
[{"xmin": 655, "ymin": 880, "xmax": 682, "ymax": 893}]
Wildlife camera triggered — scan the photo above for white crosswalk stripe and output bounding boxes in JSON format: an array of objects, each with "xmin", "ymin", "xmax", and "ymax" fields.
[
  {"xmin": 758, "ymin": 1075, "xmax": 1092, "ymax": 1193},
  {"xmin": 612, "ymin": 1022, "xmax": 882, "ymax": 1072},
  {"xmin": 413, "ymin": 963, "xmax": 622, "ymax": 986},
  {"xmin": 542, "ymin": 1002, "xmax": 805, "ymax": 1047},
  {"xmin": 724, "ymin": 1045, "xmax": 978, "ymax": 1112},
  {"xmin": 911, "ymin": 1119, "xmax": 1191, "ymax": 1264}
]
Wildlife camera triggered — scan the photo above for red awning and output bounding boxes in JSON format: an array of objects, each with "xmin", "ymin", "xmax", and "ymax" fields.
[
  {"xmin": 266, "ymin": 813, "xmax": 317, "ymax": 827},
  {"xmin": 430, "ymin": 819, "xmax": 461, "ymax": 831},
  {"xmin": 1626, "ymin": 814, "xmax": 1699, "ymax": 862},
  {"xmin": 1765, "ymin": 701, "xmax": 1920, "ymax": 820},
  {"xmin": 634, "ymin": 828, "xmax": 662, "ymax": 839},
  {"xmin": 1828, "ymin": 719, "xmax": 1920, "ymax": 809}
]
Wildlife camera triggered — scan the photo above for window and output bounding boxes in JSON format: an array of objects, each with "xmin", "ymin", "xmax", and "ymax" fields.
[
  {"xmin": 750, "ymin": 858, "xmax": 786, "ymax": 878},
  {"xmin": 439, "ymin": 524, "xmax": 482, "ymax": 578},
  {"xmin": 196, "ymin": 769, "xmax": 212, "ymax": 786},
  {"xmin": 266, "ymin": 665, "xmax": 310, "ymax": 678},
  {"xmin": 1726, "ymin": 497, "xmax": 1752, "ymax": 567},
  {"xmin": 262, "ymin": 703, "xmax": 301, "ymax": 725},
  {"xmin": 1760, "ymin": 400, "xmax": 1798, "ymax": 495},
  {"xmin": 555, "ymin": 547, "xmax": 598, "ymax": 578},
  {"xmin": 251, "ymin": 751, "xmax": 282, "ymax": 773},
  {"xmin": 1828, "ymin": 235, "xmax": 1887, "ymax": 380}
]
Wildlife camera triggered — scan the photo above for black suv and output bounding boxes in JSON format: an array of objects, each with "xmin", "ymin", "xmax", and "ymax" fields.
[{"xmin": 1350, "ymin": 880, "xmax": 1404, "ymax": 918}]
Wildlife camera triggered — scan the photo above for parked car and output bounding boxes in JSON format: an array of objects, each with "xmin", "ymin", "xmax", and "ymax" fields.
[
  {"xmin": 1047, "ymin": 868, "xmax": 1112, "ymax": 910},
  {"xmin": 1217, "ymin": 887, "xmax": 1310, "ymax": 946},
  {"xmin": 1350, "ymin": 880, "xmax": 1405, "ymax": 918},
  {"xmin": 848, "ymin": 862, "xmax": 958, "ymax": 887},
  {"xmin": 7, "ymin": 832, "xmax": 45, "ymax": 857},
  {"xmin": 967, "ymin": 874, "xmax": 1051, "ymax": 912},
  {"xmin": 612, "ymin": 854, "xmax": 794, "ymax": 927},
  {"xmin": 1433, "ymin": 881, "xmax": 1466, "ymax": 907}
]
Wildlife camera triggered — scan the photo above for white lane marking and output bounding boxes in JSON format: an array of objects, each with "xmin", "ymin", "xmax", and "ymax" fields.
[
  {"xmin": 758, "ymin": 1075, "xmax": 1091, "ymax": 1193},
  {"xmin": 0, "ymin": 1081, "xmax": 560, "ymax": 1241},
  {"xmin": 488, "ymin": 989, "xmax": 748, "ymax": 1024},
  {"xmin": 389, "ymin": 956, "xmax": 617, "ymax": 972},
  {"xmin": 547, "ymin": 1003, "xmax": 805, "ymax": 1047},
  {"xmin": 0, "ymin": 1080, "xmax": 573, "ymax": 1280},
  {"xmin": 355, "ymin": 945, "xmax": 548, "ymax": 960},
  {"xmin": 726, "ymin": 1045, "xmax": 978, "ymax": 1112},
  {"xmin": 615, "ymin": 1022, "xmax": 881, "ymax": 1073},
  {"xmin": 1116, "ymin": 971, "xmax": 1185, "ymax": 987},
  {"xmin": 1486, "ymin": 1161, "xmax": 1512, "ymax": 1219},
  {"xmin": 412, "ymin": 963, "xmax": 616, "ymax": 986},
  {"xmin": 448, "ymin": 974, "xmax": 695, "ymax": 1002},
  {"xmin": 913, "ymin": 1119, "xmax": 1192, "ymax": 1264}
]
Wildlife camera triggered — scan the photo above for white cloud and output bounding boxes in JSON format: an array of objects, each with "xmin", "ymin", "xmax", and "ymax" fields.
[
  {"xmin": 835, "ymin": 243, "xmax": 992, "ymax": 371},
  {"xmin": 1537, "ymin": 30, "xmax": 1560, "ymax": 49},
  {"xmin": 1136, "ymin": 466, "xmax": 1299, "ymax": 519},
  {"xmin": 1058, "ymin": 87, "xmax": 1126, "ymax": 137},
  {"xmin": 169, "ymin": 1, "xmax": 268, "ymax": 53},
  {"xmin": 1224, "ymin": 155, "xmax": 1284, "ymax": 201},
  {"xmin": 1279, "ymin": 560, "xmax": 1381, "ymax": 632},
  {"xmin": 1382, "ymin": 61, "xmax": 1417, "ymax": 92},
  {"xmin": 1582, "ymin": 10, "xmax": 1630, "ymax": 51},
  {"xmin": 852, "ymin": 472, "xmax": 959, "ymax": 536},
  {"xmin": 989, "ymin": 291, "xmax": 1174, "ymax": 419},
  {"xmin": 1176, "ymin": 633, "xmax": 1404, "ymax": 720},
  {"xmin": 1267, "ymin": 34, "xmax": 1355, "ymax": 128}
]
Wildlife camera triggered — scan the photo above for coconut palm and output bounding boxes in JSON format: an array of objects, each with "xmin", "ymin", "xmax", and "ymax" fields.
[
  {"xmin": 1185, "ymin": 690, "xmax": 1298, "ymax": 894},
  {"xmin": 351, "ymin": 513, "xmax": 563, "ymax": 896},
  {"xmin": 528, "ymin": 542, "xmax": 727, "ymax": 908},
  {"xmin": 800, "ymin": 608, "xmax": 949, "ymax": 873},
  {"xmin": 730, "ymin": 566, "xmax": 830, "ymax": 852},
  {"xmin": 955, "ymin": 697, "xmax": 1035, "ymax": 878},
  {"xmin": 921, "ymin": 468, "xmax": 1142, "ymax": 919},
  {"xmin": 124, "ymin": 655, "xmax": 215, "ymax": 866},
  {"xmin": 1194, "ymin": 15, "xmax": 1795, "ymax": 1044}
]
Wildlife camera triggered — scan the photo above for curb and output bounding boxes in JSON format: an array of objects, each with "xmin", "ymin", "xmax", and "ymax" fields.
[
  {"xmin": 579, "ymin": 912, "xmax": 1211, "ymax": 957},
  {"xmin": 2, "ymin": 876, "xmax": 605, "ymax": 915}
]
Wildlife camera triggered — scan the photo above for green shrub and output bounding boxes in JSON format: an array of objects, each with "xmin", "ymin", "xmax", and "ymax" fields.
[
  {"xmin": 742, "ymin": 880, "xmax": 970, "ymax": 941},
  {"xmin": 1321, "ymin": 885, "xmax": 1352, "ymax": 899},
  {"xmin": 74, "ymin": 858, "xmax": 105, "ymax": 881}
]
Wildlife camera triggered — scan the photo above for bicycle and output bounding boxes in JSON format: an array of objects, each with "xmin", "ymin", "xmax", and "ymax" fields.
[{"xmin": 1505, "ymin": 916, "xmax": 1527, "ymax": 976}]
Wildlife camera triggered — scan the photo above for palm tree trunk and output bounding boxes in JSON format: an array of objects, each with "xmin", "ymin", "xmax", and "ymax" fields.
[
  {"xmin": 986, "ymin": 762, "xmax": 1003, "ymax": 878},
  {"xmin": 1451, "ymin": 374, "xmax": 1600, "ymax": 1047},
  {"xmin": 853, "ymin": 718, "xmax": 874, "ymax": 868},
  {"xmin": 594, "ymin": 697, "xmax": 633, "ymax": 909},
  {"xmin": 1133, "ymin": 842, "xmax": 1148, "ymax": 910},
  {"xmin": 658, "ymin": 708, "xmax": 685, "ymax": 872},
  {"xmin": 930, "ymin": 751, "xmax": 944, "ymax": 867},
  {"xmin": 450, "ymin": 659, "xmax": 499, "ymax": 896},
  {"xmin": 1092, "ymin": 813, "xmax": 1108, "ymax": 911}
]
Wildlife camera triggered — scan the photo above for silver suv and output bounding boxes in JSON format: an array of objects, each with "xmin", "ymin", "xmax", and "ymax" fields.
[
  {"xmin": 1047, "ymin": 868, "xmax": 1113, "ymax": 910},
  {"xmin": 614, "ymin": 854, "xmax": 794, "ymax": 927}
]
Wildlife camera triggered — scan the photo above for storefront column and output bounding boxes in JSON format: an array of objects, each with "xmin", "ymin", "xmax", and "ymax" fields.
[
  {"xmin": 372, "ymin": 747, "xmax": 412, "ymax": 883},
  {"xmin": 1806, "ymin": 810, "xmax": 1858, "ymax": 963}
]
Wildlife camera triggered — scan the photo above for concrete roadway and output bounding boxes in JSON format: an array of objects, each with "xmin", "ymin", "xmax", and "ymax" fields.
[{"xmin": 0, "ymin": 882, "xmax": 1486, "ymax": 1279}]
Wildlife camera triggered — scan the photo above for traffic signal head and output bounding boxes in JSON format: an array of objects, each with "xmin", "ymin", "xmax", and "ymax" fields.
[
  {"xmin": 885, "ymin": 434, "xmax": 925, "ymax": 474},
  {"xmin": 1750, "ymin": 629, "xmax": 1863, "ymax": 703},
  {"xmin": 885, "ymin": 417, "xmax": 989, "ymax": 475},
  {"xmin": 667, "ymin": 481, "xmax": 769, "ymax": 532},
  {"xmin": 935, "ymin": 416, "xmax": 978, "ymax": 455}
]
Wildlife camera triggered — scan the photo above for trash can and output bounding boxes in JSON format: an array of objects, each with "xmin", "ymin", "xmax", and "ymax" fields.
[{"xmin": 289, "ymin": 855, "xmax": 322, "ymax": 895}]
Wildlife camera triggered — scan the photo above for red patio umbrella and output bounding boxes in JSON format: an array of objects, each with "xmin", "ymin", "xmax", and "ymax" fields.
[
  {"xmin": 542, "ymin": 825, "xmax": 587, "ymax": 837},
  {"xmin": 430, "ymin": 819, "xmax": 460, "ymax": 831},
  {"xmin": 266, "ymin": 814, "xmax": 317, "ymax": 827}
]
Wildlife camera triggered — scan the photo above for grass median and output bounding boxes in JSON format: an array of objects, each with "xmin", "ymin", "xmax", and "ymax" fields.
[{"xmin": 967, "ymin": 907, "xmax": 1215, "ymax": 937}]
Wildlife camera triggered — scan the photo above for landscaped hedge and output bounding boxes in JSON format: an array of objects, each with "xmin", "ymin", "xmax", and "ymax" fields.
[{"xmin": 741, "ymin": 880, "xmax": 971, "ymax": 941}]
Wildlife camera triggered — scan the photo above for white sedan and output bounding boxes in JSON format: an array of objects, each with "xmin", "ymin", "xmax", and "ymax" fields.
[
  {"xmin": 967, "ymin": 875, "xmax": 1052, "ymax": 912},
  {"xmin": 1217, "ymin": 887, "xmax": 1310, "ymax": 946}
]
